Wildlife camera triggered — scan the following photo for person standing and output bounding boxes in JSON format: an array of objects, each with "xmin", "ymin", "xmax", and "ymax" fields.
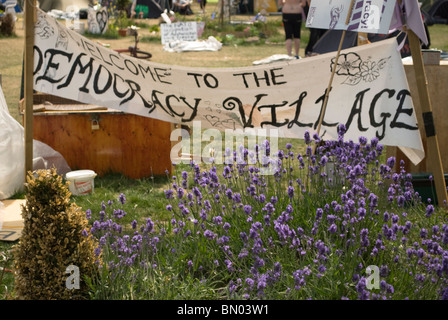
[
  {"xmin": 278, "ymin": 0, "xmax": 306, "ymax": 59},
  {"xmin": 199, "ymin": 0, "xmax": 206, "ymax": 13},
  {"xmin": 304, "ymin": 0, "xmax": 325, "ymax": 56}
]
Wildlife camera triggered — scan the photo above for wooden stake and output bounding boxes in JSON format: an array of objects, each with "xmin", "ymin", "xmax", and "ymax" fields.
[
  {"xmin": 395, "ymin": 0, "xmax": 447, "ymax": 205},
  {"xmin": 407, "ymin": 28, "xmax": 448, "ymax": 205},
  {"xmin": 24, "ymin": 0, "xmax": 36, "ymax": 179},
  {"xmin": 312, "ymin": 0, "xmax": 355, "ymax": 154},
  {"xmin": 357, "ymin": 32, "xmax": 369, "ymax": 46}
]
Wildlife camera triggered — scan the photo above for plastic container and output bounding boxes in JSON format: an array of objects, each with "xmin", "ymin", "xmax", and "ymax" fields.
[
  {"xmin": 411, "ymin": 173, "xmax": 448, "ymax": 204},
  {"xmin": 66, "ymin": 170, "xmax": 97, "ymax": 196}
]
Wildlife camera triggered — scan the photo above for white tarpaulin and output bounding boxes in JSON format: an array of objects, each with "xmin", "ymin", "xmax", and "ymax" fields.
[
  {"xmin": 163, "ymin": 36, "xmax": 222, "ymax": 53},
  {"xmin": 0, "ymin": 85, "xmax": 24, "ymax": 200},
  {"xmin": 32, "ymin": 9, "xmax": 424, "ymax": 164},
  {"xmin": 0, "ymin": 78, "xmax": 71, "ymax": 200}
]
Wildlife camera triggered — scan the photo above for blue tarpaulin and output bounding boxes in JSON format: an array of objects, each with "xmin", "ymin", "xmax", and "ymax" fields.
[{"xmin": 0, "ymin": 0, "xmax": 22, "ymax": 13}]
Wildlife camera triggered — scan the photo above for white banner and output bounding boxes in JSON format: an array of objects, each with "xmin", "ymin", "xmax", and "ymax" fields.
[
  {"xmin": 32, "ymin": 9, "xmax": 424, "ymax": 164},
  {"xmin": 306, "ymin": 0, "xmax": 396, "ymax": 34}
]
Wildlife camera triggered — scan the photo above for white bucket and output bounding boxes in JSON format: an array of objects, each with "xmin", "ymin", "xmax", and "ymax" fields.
[{"xmin": 66, "ymin": 170, "xmax": 97, "ymax": 196}]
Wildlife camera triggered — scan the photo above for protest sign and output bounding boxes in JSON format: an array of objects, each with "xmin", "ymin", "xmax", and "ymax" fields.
[
  {"xmin": 306, "ymin": 0, "xmax": 396, "ymax": 34},
  {"xmin": 161, "ymin": 21, "xmax": 198, "ymax": 44}
]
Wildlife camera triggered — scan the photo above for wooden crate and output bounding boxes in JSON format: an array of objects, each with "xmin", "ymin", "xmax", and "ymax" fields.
[
  {"xmin": 26, "ymin": 94, "xmax": 173, "ymax": 179},
  {"xmin": 387, "ymin": 61, "xmax": 448, "ymax": 174}
]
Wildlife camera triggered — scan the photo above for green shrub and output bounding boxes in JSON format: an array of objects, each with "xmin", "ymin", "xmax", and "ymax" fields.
[
  {"xmin": 13, "ymin": 169, "xmax": 99, "ymax": 300},
  {"xmin": 0, "ymin": 13, "xmax": 15, "ymax": 37}
]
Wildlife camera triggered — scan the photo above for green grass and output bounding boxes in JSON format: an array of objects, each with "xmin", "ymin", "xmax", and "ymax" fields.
[
  {"xmin": 427, "ymin": 24, "xmax": 448, "ymax": 51},
  {"xmin": 73, "ymin": 173, "xmax": 171, "ymax": 225}
]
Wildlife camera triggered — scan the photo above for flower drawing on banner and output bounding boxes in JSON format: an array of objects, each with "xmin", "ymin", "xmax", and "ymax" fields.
[
  {"xmin": 331, "ymin": 53, "xmax": 391, "ymax": 86},
  {"xmin": 331, "ymin": 52, "xmax": 362, "ymax": 76},
  {"xmin": 35, "ymin": 10, "xmax": 55, "ymax": 40},
  {"xmin": 359, "ymin": 60, "xmax": 381, "ymax": 82},
  {"xmin": 204, "ymin": 114, "xmax": 237, "ymax": 130}
]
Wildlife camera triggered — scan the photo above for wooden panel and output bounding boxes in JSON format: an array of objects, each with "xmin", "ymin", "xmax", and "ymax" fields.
[
  {"xmin": 387, "ymin": 61, "xmax": 448, "ymax": 174},
  {"xmin": 33, "ymin": 112, "xmax": 172, "ymax": 179}
]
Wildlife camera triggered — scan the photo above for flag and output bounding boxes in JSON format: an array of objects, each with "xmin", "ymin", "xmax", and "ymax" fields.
[{"xmin": 390, "ymin": 0, "xmax": 428, "ymax": 46}]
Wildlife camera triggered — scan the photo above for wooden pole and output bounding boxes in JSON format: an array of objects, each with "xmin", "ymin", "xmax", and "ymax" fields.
[
  {"xmin": 219, "ymin": 0, "xmax": 224, "ymax": 28},
  {"xmin": 407, "ymin": 28, "xmax": 448, "ymax": 205},
  {"xmin": 24, "ymin": 0, "xmax": 36, "ymax": 179},
  {"xmin": 313, "ymin": 0, "xmax": 355, "ymax": 153},
  {"xmin": 357, "ymin": 32, "xmax": 369, "ymax": 46},
  {"xmin": 396, "ymin": 0, "xmax": 447, "ymax": 205}
]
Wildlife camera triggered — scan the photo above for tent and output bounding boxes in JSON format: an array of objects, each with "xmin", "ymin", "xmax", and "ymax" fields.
[
  {"xmin": 423, "ymin": 0, "xmax": 448, "ymax": 24},
  {"xmin": 132, "ymin": 0, "xmax": 171, "ymax": 19},
  {"xmin": 312, "ymin": 25, "xmax": 431, "ymax": 59},
  {"xmin": 312, "ymin": 30, "xmax": 358, "ymax": 55}
]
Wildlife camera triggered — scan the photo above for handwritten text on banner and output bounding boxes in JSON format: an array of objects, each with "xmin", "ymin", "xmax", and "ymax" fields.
[{"xmin": 32, "ymin": 9, "xmax": 424, "ymax": 164}]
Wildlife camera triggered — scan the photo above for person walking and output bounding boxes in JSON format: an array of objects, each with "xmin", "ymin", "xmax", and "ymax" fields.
[{"xmin": 278, "ymin": 0, "xmax": 306, "ymax": 59}]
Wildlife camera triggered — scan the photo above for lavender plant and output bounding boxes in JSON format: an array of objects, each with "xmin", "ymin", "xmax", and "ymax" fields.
[{"xmin": 85, "ymin": 125, "xmax": 448, "ymax": 300}]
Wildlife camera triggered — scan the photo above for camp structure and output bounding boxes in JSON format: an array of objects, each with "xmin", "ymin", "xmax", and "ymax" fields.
[
  {"xmin": 422, "ymin": 0, "xmax": 448, "ymax": 24},
  {"xmin": 131, "ymin": 0, "xmax": 171, "ymax": 19},
  {"xmin": 38, "ymin": 0, "xmax": 90, "ymax": 12}
]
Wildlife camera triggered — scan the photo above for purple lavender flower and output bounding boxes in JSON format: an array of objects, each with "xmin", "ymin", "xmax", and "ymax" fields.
[
  {"xmin": 386, "ymin": 157, "xmax": 395, "ymax": 168},
  {"xmin": 177, "ymin": 187, "xmax": 184, "ymax": 199},
  {"xmin": 318, "ymin": 264, "xmax": 326, "ymax": 273},
  {"xmin": 337, "ymin": 124, "xmax": 347, "ymax": 136},
  {"xmin": 355, "ymin": 278, "xmax": 370, "ymax": 300},
  {"xmin": 315, "ymin": 208, "xmax": 323, "ymax": 220},
  {"xmin": 304, "ymin": 130, "xmax": 311, "ymax": 144},
  {"xmin": 193, "ymin": 187, "xmax": 203, "ymax": 199},
  {"xmin": 287, "ymin": 186, "xmax": 294, "ymax": 199},
  {"xmin": 164, "ymin": 189, "xmax": 174, "ymax": 199},
  {"xmin": 232, "ymin": 192, "xmax": 241, "ymax": 203},
  {"xmin": 328, "ymin": 223, "xmax": 337, "ymax": 234},
  {"xmin": 246, "ymin": 277, "xmax": 255, "ymax": 289},
  {"xmin": 420, "ymin": 228, "xmax": 428, "ymax": 239},
  {"xmin": 225, "ymin": 259, "xmax": 234, "ymax": 272},
  {"xmin": 118, "ymin": 193, "xmax": 126, "ymax": 205},
  {"xmin": 244, "ymin": 205, "xmax": 252, "ymax": 215},
  {"xmin": 204, "ymin": 230, "xmax": 217, "ymax": 240},
  {"xmin": 359, "ymin": 136, "xmax": 367, "ymax": 145},
  {"xmin": 426, "ymin": 204, "xmax": 435, "ymax": 218},
  {"xmin": 357, "ymin": 207, "xmax": 366, "ymax": 218}
]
